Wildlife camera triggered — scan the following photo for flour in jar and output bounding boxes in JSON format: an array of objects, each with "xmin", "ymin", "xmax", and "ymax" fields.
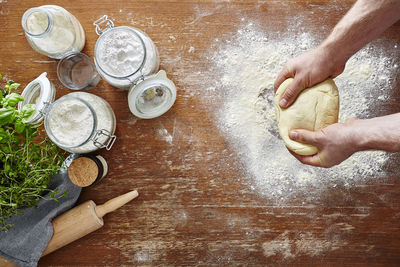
[
  {"xmin": 47, "ymin": 98, "xmax": 94, "ymax": 147},
  {"xmin": 97, "ymin": 28, "xmax": 146, "ymax": 77},
  {"xmin": 46, "ymin": 92, "xmax": 116, "ymax": 154},
  {"xmin": 26, "ymin": 11, "xmax": 49, "ymax": 35},
  {"xmin": 68, "ymin": 92, "xmax": 116, "ymax": 154},
  {"xmin": 22, "ymin": 5, "xmax": 85, "ymax": 58}
]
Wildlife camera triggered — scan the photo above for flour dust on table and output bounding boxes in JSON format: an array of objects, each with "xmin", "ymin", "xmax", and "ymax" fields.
[{"xmin": 204, "ymin": 22, "xmax": 399, "ymax": 202}]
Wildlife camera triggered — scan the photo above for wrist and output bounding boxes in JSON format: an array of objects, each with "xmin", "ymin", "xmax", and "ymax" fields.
[
  {"xmin": 317, "ymin": 40, "xmax": 349, "ymax": 71},
  {"xmin": 343, "ymin": 118, "xmax": 371, "ymax": 152},
  {"xmin": 347, "ymin": 115, "xmax": 400, "ymax": 152}
]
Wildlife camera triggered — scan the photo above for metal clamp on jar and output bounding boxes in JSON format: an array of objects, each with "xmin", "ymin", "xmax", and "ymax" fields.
[
  {"xmin": 93, "ymin": 15, "xmax": 176, "ymax": 119},
  {"xmin": 18, "ymin": 73, "xmax": 117, "ymax": 154}
]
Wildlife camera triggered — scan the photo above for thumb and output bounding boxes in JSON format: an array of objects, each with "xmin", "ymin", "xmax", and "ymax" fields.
[
  {"xmin": 289, "ymin": 129, "xmax": 320, "ymax": 146},
  {"xmin": 279, "ymin": 78, "xmax": 304, "ymax": 108}
]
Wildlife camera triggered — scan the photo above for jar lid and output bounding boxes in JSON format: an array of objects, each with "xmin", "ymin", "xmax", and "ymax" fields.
[
  {"xmin": 128, "ymin": 70, "xmax": 177, "ymax": 119},
  {"xmin": 94, "ymin": 25, "xmax": 146, "ymax": 80},
  {"xmin": 18, "ymin": 72, "xmax": 56, "ymax": 124},
  {"xmin": 68, "ymin": 156, "xmax": 100, "ymax": 187},
  {"xmin": 44, "ymin": 95, "xmax": 96, "ymax": 149}
]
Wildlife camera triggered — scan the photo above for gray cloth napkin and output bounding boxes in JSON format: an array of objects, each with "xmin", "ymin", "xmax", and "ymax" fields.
[{"xmin": 0, "ymin": 170, "xmax": 81, "ymax": 267}]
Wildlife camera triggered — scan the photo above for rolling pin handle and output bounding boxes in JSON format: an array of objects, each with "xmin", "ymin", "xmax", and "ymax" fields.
[{"xmin": 95, "ymin": 190, "xmax": 139, "ymax": 218}]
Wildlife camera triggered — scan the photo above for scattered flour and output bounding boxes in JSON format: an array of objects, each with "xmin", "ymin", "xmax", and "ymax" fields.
[
  {"xmin": 262, "ymin": 231, "xmax": 347, "ymax": 259},
  {"xmin": 205, "ymin": 22, "xmax": 399, "ymax": 201},
  {"xmin": 158, "ymin": 128, "xmax": 173, "ymax": 145},
  {"xmin": 262, "ymin": 231, "xmax": 346, "ymax": 259}
]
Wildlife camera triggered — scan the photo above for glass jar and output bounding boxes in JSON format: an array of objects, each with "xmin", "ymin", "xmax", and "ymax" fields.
[
  {"xmin": 18, "ymin": 73, "xmax": 116, "ymax": 154},
  {"xmin": 93, "ymin": 15, "xmax": 160, "ymax": 89},
  {"xmin": 22, "ymin": 5, "xmax": 85, "ymax": 59}
]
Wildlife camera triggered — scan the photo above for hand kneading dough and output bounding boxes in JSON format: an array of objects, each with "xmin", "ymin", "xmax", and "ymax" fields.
[{"xmin": 274, "ymin": 78, "xmax": 339, "ymax": 156}]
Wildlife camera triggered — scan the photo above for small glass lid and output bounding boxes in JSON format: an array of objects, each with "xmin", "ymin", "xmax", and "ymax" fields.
[
  {"xmin": 94, "ymin": 24, "xmax": 147, "ymax": 79},
  {"xmin": 18, "ymin": 72, "xmax": 56, "ymax": 124},
  {"xmin": 128, "ymin": 70, "xmax": 177, "ymax": 119}
]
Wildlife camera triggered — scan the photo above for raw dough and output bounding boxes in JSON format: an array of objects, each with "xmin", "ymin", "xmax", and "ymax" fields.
[{"xmin": 274, "ymin": 78, "xmax": 339, "ymax": 155}]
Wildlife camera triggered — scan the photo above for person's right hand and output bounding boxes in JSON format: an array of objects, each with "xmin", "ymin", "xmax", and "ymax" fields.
[
  {"xmin": 274, "ymin": 46, "xmax": 346, "ymax": 108},
  {"xmin": 287, "ymin": 119, "xmax": 359, "ymax": 168}
]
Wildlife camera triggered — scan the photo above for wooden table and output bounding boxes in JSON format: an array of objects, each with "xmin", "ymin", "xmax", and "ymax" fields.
[{"xmin": 1, "ymin": 0, "xmax": 399, "ymax": 266}]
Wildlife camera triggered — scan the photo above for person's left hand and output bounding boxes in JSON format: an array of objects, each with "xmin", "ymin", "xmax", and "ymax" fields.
[{"xmin": 288, "ymin": 119, "xmax": 359, "ymax": 168}]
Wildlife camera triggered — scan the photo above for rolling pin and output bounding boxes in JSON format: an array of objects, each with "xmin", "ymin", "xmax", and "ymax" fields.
[
  {"xmin": 0, "ymin": 190, "xmax": 139, "ymax": 266},
  {"xmin": 42, "ymin": 190, "xmax": 139, "ymax": 256}
]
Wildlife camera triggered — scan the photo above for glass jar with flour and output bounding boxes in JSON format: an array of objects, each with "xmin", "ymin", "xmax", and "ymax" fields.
[
  {"xmin": 22, "ymin": 5, "xmax": 85, "ymax": 59},
  {"xmin": 93, "ymin": 15, "xmax": 177, "ymax": 118},
  {"xmin": 93, "ymin": 15, "xmax": 160, "ymax": 89},
  {"xmin": 18, "ymin": 73, "xmax": 117, "ymax": 154}
]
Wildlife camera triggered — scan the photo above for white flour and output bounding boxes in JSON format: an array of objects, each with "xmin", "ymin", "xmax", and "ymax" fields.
[
  {"xmin": 69, "ymin": 92, "xmax": 116, "ymax": 154},
  {"xmin": 48, "ymin": 98, "xmax": 94, "ymax": 147},
  {"xmin": 26, "ymin": 11, "xmax": 48, "ymax": 35},
  {"xmin": 97, "ymin": 29, "xmax": 146, "ymax": 77},
  {"xmin": 95, "ymin": 26, "xmax": 160, "ymax": 89},
  {"xmin": 206, "ymin": 22, "xmax": 399, "ymax": 201},
  {"xmin": 47, "ymin": 92, "xmax": 116, "ymax": 154}
]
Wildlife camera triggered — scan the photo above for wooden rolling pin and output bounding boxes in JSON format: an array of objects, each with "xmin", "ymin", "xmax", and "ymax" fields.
[
  {"xmin": 0, "ymin": 190, "xmax": 139, "ymax": 266},
  {"xmin": 42, "ymin": 190, "xmax": 139, "ymax": 256}
]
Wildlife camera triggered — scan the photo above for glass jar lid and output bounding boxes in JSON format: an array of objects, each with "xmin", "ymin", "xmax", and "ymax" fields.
[
  {"xmin": 94, "ymin": 16, "xmax": 147, "ymax": 79},
  {"xmin": 18, "ymin": 72, "xmax": 56, "ymax": 124},
  {"xmin": 44, "ymin": 95, "xmax": 96, "ymax": 148},
  {"xmin": 128, "ymin": 70, "xmax": 177, "ymax": 119}
]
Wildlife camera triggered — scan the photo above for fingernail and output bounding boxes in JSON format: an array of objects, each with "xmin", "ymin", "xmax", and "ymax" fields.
[
  {"xmin": 279, "ymin": 99, "xmax": 287, "ymax": 107},
  {"xmin": 289, "ymin": 131, "xmax": 298, "ymax": 140}
]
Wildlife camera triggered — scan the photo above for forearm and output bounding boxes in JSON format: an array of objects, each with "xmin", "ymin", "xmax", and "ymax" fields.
[
  {"xmin": 320, "ymin": 0, "xmax": 400, "ymax": 67},
  {"xmin": 352, "ymin": 113, "xmax": 400, "ymax": 152}
]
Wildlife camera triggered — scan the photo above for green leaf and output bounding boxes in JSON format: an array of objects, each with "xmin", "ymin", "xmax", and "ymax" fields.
[
  {"xmin": 0, "ymin": 107, "xmax": 16, "ymax": 126},
  {"xmin": 9, "ymin": 83, "xmax": 20, "ymax": 91},
  {"xmin": 19, "ymin": 104, "xmax": 36, "ymax": 120},
  {"xmin": 14, "ymin": 119, "xmax": 25, "ymax": 134},
  {"xmin": 2, "ymin": 93, "xmax": 24, "ymax": 107}
]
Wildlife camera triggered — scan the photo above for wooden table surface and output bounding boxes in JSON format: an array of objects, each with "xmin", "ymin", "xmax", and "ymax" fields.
[{"xmin": 1, "ymin": 0, "xmax": 400, "ymax": 266}]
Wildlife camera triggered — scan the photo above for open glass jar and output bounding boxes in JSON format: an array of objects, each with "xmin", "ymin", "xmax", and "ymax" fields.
[
  {"xmin": 93, "ymin": 15, "xmax": 160, "ymax": 89},
  {"xmin": 18, "ymin": 73, "xmax": 116, "ymax": 154},
  {"xmin": 21, "ymin": 5, "xmax": 85, "ymax": 59}
]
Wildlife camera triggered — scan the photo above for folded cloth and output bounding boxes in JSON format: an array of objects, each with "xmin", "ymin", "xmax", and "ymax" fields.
[{"xmin": 0, "ymin": 170, "xmax": 81, "ymax": 267}]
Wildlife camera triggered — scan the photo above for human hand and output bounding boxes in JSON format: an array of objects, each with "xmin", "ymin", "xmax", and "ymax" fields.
[
  {"xmin": 287, "ymin": 119, "xmax": 358, "ymax": 168},
  {"xmin": 274, "ymin": 46, "xmax": 345, "ymax": 108}
]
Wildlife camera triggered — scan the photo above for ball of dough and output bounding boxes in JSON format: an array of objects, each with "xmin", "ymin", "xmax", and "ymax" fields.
[{"xmin": 274, "ymin": 78, "xmax": 339, "ymax": 156}]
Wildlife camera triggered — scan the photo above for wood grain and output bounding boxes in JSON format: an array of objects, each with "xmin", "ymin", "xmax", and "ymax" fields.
[{"xmin": 0, "ymin": 0, "xmax": 399, "ymax": 266}]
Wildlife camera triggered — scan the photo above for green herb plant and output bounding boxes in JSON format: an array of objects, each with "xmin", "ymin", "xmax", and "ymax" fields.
[{"xmin": 0, "ymin": 74, "xmax": 65, "ymax": 231}]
